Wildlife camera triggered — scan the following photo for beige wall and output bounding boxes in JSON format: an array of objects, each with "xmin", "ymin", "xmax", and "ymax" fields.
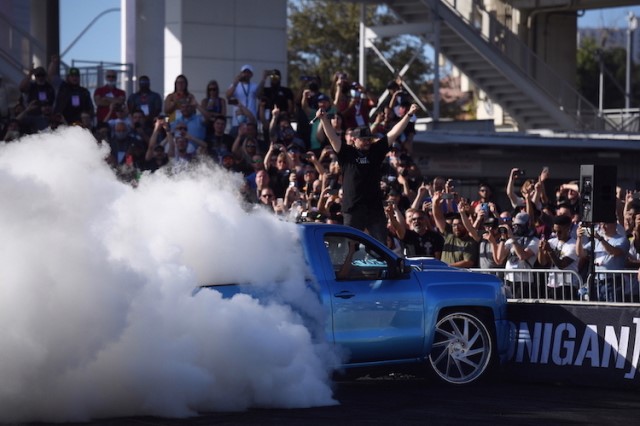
[{"xmin": 122, "ymin": 0, "xmax": 287, "ymax": 102}]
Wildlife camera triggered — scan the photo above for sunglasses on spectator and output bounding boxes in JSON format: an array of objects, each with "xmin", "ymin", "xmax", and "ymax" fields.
[{"xmin": 500, "ymin": 217, "xmax": 512, "ymax": 222}]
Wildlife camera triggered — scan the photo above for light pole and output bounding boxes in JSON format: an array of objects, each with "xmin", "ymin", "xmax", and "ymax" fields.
[{"xmin": 625, "ymin": 11, "xmax": 637, "ymax": 115}]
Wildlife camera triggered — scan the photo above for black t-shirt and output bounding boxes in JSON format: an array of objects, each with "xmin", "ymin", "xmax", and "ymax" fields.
[
  {"xmin": 402, "ymin": 229, "xmax": 444, "ymax": 257},
  {"xmin": 337, "ymin": 137, "xmax": 389, "ymax": 213},
  {"xmin": 263, "ymin": 85, "xmax": 294, "ymax": 112}
]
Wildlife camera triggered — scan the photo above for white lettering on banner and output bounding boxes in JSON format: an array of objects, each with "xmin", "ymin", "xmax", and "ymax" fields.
[
  {"xmin": 624, "ymin": 317, "xmax": 640, "ymax": 379},
  {"xmin": 511, "ymin": 319, "xmax": 640, "ymax": 380}
]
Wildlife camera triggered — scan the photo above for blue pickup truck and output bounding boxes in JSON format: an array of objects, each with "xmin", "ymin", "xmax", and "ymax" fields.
[{"xmin": 201, "ymin": 223, "xmax": 510, "ymax": 385}]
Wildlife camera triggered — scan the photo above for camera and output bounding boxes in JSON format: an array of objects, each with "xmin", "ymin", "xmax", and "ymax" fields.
[{"xmin": 515, "ymin": 169, "xmax": 525, "ymax": 178}]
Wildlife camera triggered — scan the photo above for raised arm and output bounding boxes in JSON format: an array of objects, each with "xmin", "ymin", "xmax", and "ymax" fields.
[
  {"xmin": 316, "ymin": 109, "xmax": 342, "ymax": 153},
  {"xmin": 386, "ymin": 103, "xmax": 418, "ymax": 145},
  {"xmin": 458, "ymin": 200, "xmax": 481, "ymax": 242},
  {"xmin": 431, "ymin": 192, "xmax": 447, "ymax": 235}
]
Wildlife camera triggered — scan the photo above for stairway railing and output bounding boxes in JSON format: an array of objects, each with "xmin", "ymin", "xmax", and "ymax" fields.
[
  {"xmin": 0, "ymin": 11, "xmax": 47, "ymax": 80},
  {"xmin": 427, "ymin": 0, "xmax": 621, "ymax": 131}
]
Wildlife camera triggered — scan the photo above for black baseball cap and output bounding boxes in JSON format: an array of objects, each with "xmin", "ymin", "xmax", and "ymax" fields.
[{"xmin": 351, "ymin": 126, "xmax": 374, "ymax": 140}]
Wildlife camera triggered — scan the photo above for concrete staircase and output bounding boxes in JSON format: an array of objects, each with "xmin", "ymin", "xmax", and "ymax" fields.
[{"xmin": 384, "ymin": 0, "xmax": 613, "ymax": 131}]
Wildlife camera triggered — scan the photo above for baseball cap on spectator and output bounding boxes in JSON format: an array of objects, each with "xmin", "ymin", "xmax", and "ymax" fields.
[
  {"xmin": 513, "ymin": 212, "xmax": 530, "ymax": 226},
  {"xmin": 316, "ymin": 93, "xmax": 330, "ymax": 103},
  {"xmin": 271, "ymin": 69, "xmax": 281, "ymax": 77},
  {"xmin": 240, "ymin": 64, "xmax": 254, "ymax": 73},
  {"xmin": 484, "ymin": 217, "xmax": 498, "ymax": 228},
  {"xmin": 351, "ymin": 126, "xmax": 374, "ymax": 140},
  {"xmin": 68, "ymin": 67, "xmax": 80, "ymax": 76}
]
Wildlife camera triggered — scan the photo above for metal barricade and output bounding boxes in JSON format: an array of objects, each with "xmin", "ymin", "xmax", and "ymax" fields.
[
  {"xmin": 472, "ymin": 268, "xmax": 640, "ymax": 304},
  {"xmin": 584, "ymin": 269, "xmax": 640, "ymax": 304}
]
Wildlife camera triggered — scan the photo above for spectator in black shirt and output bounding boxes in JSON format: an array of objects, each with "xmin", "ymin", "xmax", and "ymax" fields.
[
  {"xmin": 316, "ymin": 103, "xmax": 418, "ymax": 243},
  {"xmin": 397, "ymin": 208, "xmax": 444, "ymax": 258}
]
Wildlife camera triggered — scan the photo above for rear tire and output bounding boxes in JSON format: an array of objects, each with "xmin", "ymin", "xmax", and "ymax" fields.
[{"xmin": 428, "ymin": 311, "xmax": 493, "ymax": 385}]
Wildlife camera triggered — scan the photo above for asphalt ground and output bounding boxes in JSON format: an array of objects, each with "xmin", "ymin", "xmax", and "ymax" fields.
[{"xmin": 20, "ymin": 375, "xmax": 640, "ymax": 426}]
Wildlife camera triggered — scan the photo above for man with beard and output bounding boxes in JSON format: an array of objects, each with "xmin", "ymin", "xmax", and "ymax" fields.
[
  {"xmin": 398, "ymin": 209, "xmax": 444, "ymax": 259},
  {"xmin": 315, "ymin": 103, "xmax": 418, "ymax": 243},
  {"xmin": 432, "ymin": 192, "xmax": 478, "ymax": 268}
]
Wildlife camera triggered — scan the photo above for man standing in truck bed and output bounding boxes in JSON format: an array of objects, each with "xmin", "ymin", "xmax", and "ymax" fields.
[{"xmin": 315, "ymin": 103, "xmax": 418, "ymax": 243}]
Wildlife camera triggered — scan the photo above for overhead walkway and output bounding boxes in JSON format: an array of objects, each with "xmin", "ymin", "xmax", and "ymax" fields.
[{"xmin": 383, "ymin": 0, "xmax": 618, "ymax": 132}]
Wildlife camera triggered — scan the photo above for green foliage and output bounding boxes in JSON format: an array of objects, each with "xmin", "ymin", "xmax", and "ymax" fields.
[
  {"xmin": 577, "ymin": 36, "xmax": 640, "ymax": 109},
  {"xmin": 287, "ymin": 0, "xmax": 432, "ymax": 97}
]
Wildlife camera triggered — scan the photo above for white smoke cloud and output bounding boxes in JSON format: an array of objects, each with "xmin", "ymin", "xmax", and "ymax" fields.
[{"xmin": 0, "ymin": 127, "xmax": 339, "ymax": 422}]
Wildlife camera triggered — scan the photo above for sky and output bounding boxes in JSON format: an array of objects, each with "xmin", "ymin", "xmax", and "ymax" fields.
[{"xmin": 60, "ymin": 1, "xmax": 640, "ymax": 67}]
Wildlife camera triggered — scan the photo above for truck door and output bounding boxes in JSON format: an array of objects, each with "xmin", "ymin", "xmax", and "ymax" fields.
[{"xmin": 321, "ymin": 233, "xmax": 424, "ymax": 363}]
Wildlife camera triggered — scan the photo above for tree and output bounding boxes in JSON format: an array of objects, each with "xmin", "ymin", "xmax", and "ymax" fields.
[
  {"xmin": 577, "ymin": 36, "xmax": 640, "ymax": 110},
  {"xmin": 287, "ymin": 0, "xmax": 432, "ymax": 104}
]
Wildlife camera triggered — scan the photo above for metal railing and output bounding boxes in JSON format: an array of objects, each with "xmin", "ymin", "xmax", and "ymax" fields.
[
  {"xmin": 0, "ymin": 11, "xmax": 46, "ymax": 79},
  {"xmin": 429, "ymin": 0, "xmax": 621, "ymax": 132},
  {"xmin": 472, "ymin": 268, "xmax": 640, "ymax": 304},
  {"xmin": 68, "ymin": 60, "xmax": 134, "ymax": 98}
]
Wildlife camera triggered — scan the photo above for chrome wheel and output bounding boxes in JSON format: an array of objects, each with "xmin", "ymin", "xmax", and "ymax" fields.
[{"xmin": 428, "ymin": 312, "xmax": 493, "ymax": 384}]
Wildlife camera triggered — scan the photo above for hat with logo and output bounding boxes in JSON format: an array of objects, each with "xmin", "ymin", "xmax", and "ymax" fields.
[{"xmin": 240, "ymin": 64, "xmax": 254, "ymax": 73}]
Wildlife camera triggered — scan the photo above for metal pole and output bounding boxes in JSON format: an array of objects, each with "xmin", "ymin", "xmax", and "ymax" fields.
[
  {"xmin": 626, "ymin": 12, "xmax": 637, "ymax": 115},
  {"xmin": 359, "ymin": 3, "xmax": 366, "ymax": 86},
  {"xmin": 597, "ymin": 49, "xmax": 604, "ymax": 114},
  {"xmin": 433, "ymin": 7, "xmax": 441, "ymax": 122}
]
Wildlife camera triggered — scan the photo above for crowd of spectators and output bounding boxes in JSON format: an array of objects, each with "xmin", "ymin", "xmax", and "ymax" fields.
[{"xmin": 3, "ymin": 57, "xmax": 640, "ymax": 302}]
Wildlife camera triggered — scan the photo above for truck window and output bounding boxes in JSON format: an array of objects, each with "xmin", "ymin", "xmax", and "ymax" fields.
[{"xmin": 324, "ymin": 234, "xmax": 390, "ymax": 280}]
